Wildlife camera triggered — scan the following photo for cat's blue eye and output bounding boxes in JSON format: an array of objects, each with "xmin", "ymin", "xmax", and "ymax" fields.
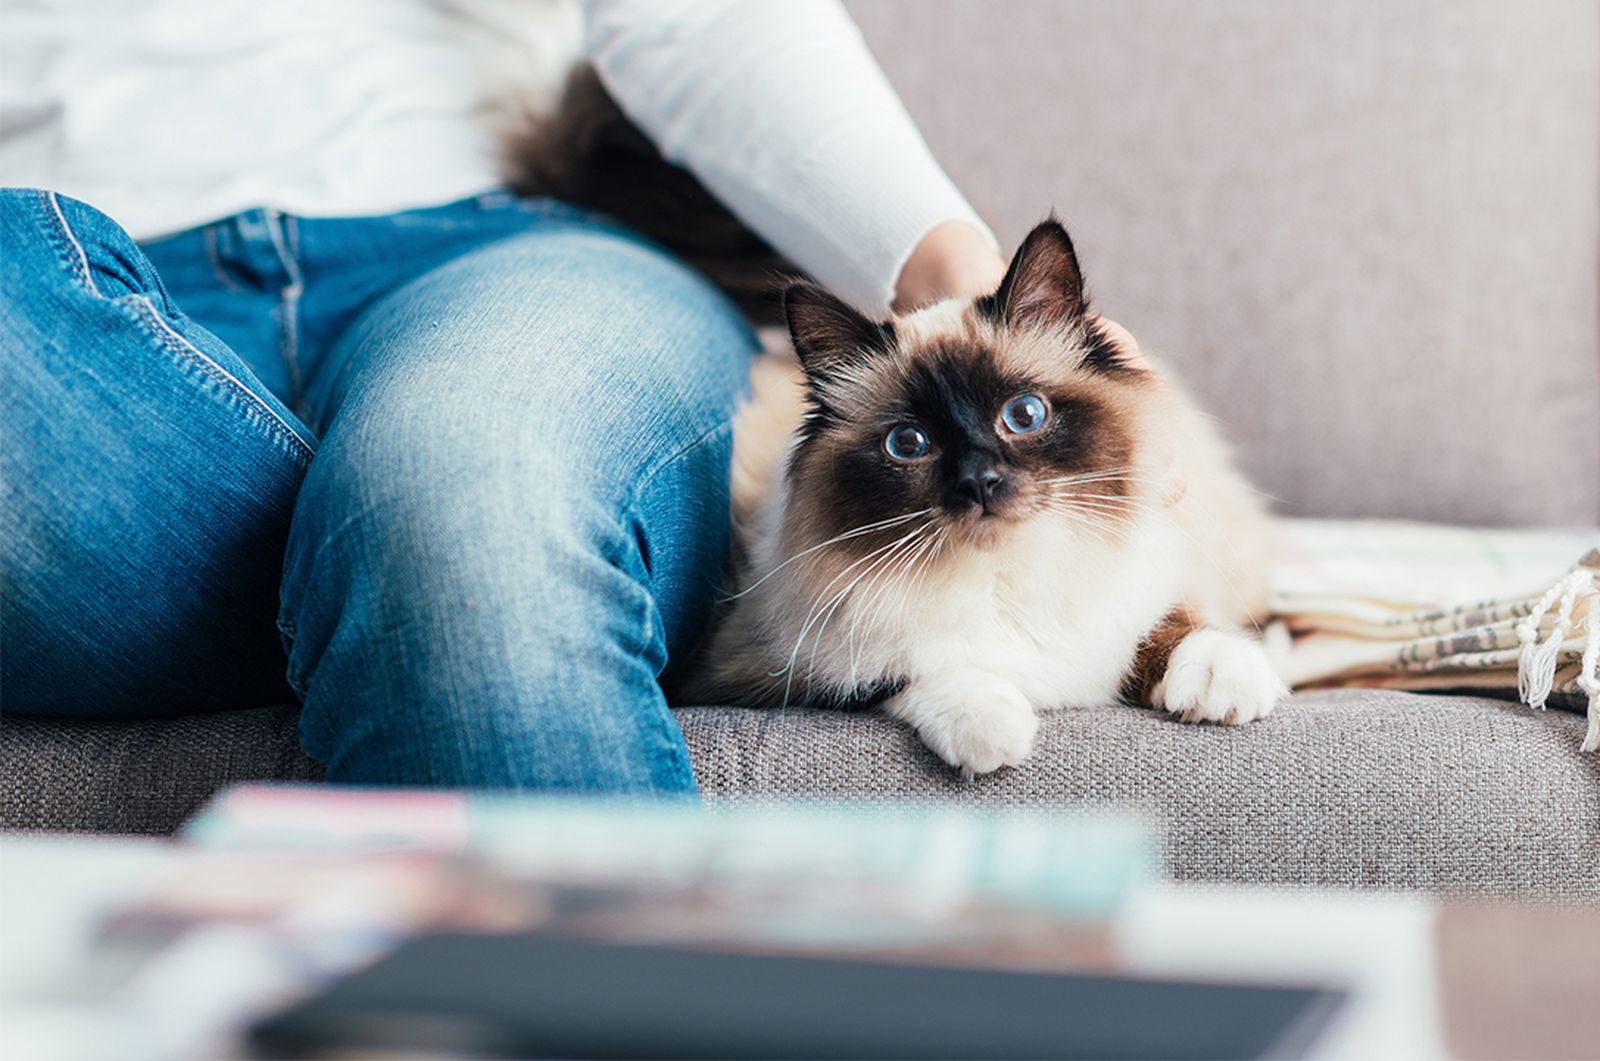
[
  {"xmin": 883, "ymin": 423, "xmax": 931, "ymax": 462},
  {"xmin": 1000, "ymin": 393, "xmax": 1049, "ymax": 435}
]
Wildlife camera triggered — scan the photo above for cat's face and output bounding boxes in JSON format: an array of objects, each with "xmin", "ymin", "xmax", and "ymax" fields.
[{"xmin": 782, "ymin": 219, "xmax": 1158, "ymax": 553}]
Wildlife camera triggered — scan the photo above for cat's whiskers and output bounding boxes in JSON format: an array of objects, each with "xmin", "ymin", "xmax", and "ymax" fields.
[
  {"xmin": 1034, "ymin": 466, "xmax": 1157, "ymax": 488},
  {"xmin": 842, "ymin": 533, "xmax": 925, "ymax": 684},
  {"xmin": 772, "ymin": 515, "xmax": 940, "ymax": 706},
  {"xmin": 1050, "ymin": 510, "xmax": 1135, "ymax": 548},
  {"xmin": 1034, "ymin": 467, "xmax": 1142, "ymax": 482},
  {"xmin": 797, "ymin": 519, "xmax": 940, "ymax": 700},
  {"xmin": 852, "ymin": 523, "xmax": 947, "ymax": 686},
  {"xmin": 845, "ymin": 523, "xmax": 946, "ymax": 685},
  {"xmin": 799, "ymin": 532, "xmax": 918, "ymax": 694},
  {"xmin": 1042, "ymin": 476, "xmax": 1154, "ymax": 513},
  {"xmin": 1051, "ymin": 508, "xmax": 1140, "ymax": 546},
  {"xmin": 1038, "ymin": 496, "xmax": 1140, "ymax": 545},
  {"xmin": 1053, "ymin": 493, "xmax": 1146, "ymax": 518},
  {"xmin": 769, "ymin": 533, "xmax": 913, "ymax": 683},
  {"xmin": 771, "ymin": 518, "xmax": 930, "ymax": 677},
  {"xmin": 889, "ymin": 523, "xmax": 948, "ymax": 638},
  {"xmin": 1039, "ymin": 484, "xmax": 1161, "ymax": 507},
  {"xmin": 1039, "ymin": 475, "xmax": 1162, "ymax": 517},
  {"xmin": 722, "ymin": 506, "xmax": 932, "ymax": 602},
  {"xmin": 1043, "ymin": 482, "xmax": 1150, "ymax": 501},
  {"xmin": 1047, "ymin": 490, "xmax": 1268, "ymax": 636}
]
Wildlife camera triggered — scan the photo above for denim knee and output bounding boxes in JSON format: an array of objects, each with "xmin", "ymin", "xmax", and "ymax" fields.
[
  {"xmin": 283, "ymin": 395, "xmax": 657, "ymax": 677},
  {"xmin": 279, "ymin": 225, "xmax": 755, "ymax": 788},
  {"xmin": 282, "ymin": 427, "xmax": 690, "ymax": 786}
]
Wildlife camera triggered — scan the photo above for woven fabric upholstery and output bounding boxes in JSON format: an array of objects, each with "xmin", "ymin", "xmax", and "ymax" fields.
[
  {"xmin": 0, "ymin": 707, "xmax": 323, "ymax": 835},
  {"xmin": 3, "ymin": 693, "xmax": 1595, "ymax": 900},
  {"xmin": 679, "ymin": 691, "xmax": 1600, "ymax": 902}
]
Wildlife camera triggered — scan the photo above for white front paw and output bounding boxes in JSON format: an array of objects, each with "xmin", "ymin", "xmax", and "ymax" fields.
[
  {"xmin": 888, "ymin": 671, "xmax": 1039, "ymax": 778},
  {"xmin": 1153, "ymin": 629, "xmax": 1287, "ymax": 725}
]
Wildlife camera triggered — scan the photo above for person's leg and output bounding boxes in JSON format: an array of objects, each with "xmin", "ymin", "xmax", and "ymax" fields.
[
  {"xmin": 0, "ymin": 190, "xmax": 316, "ymax": 717},
  {"xmin": 282, "ymin": 220, "xmax": 756, "ymax": 792}
]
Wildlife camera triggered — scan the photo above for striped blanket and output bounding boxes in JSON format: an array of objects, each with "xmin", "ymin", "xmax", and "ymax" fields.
[{"xmin": 1268, "ymin": 520, "xmax": 1600, "ymax": 751}]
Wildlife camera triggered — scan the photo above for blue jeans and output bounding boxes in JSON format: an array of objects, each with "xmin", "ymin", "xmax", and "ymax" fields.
[{"xmin": 0, "ymin": 188, "xmax": 756, "ymax": 793}]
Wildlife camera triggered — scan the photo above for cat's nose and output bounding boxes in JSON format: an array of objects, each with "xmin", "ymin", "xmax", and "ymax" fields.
[{"xmin": 956, "ymin": 465, "xmax": 1007, "ymax": 510}]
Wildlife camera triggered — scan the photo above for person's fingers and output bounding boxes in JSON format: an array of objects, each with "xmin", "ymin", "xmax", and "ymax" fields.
[
  {"xmin": 1089, "ymin": 316, "xmax": 1184, "ymax": 504},
  {"xmin": 1164, "ymin": 453, "xmax": 1188, "ymax": 507},
  {"xmin": 1092, "ymin": 315, "xmax": 1151, "ymax": 371}
]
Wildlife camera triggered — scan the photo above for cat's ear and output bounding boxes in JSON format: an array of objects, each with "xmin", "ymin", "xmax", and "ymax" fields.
[
  {"xmin": 977, "ymin": 218, "xmax": 1087, "ymax": 331},
  {"xmin": 783, "ymin": 283, "xmax": 895, "ymax": 381}
]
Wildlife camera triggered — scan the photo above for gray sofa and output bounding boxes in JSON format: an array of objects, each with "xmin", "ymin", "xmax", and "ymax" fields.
[{"xmin": 4, "ymin": 1, "xmax": 1598, "ymax": 899}]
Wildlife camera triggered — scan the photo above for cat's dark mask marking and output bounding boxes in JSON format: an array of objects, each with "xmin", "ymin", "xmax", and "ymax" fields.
[
  {"xmin": 798, "ymin": 344, "xmax": 1124, "ymax": 542},
  {"xmin": 779, "ymin": 216, "xmax": 1145, "ymax": 560},
  {"xmin": 889, "ymin": 344, "xmax": 1111, "ymax": 518}
]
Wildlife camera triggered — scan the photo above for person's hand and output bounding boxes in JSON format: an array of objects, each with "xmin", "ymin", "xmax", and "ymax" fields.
[
  {"xmin": 1092, "ymin": 317, "xmax": 1183, "ymax": 505},
  {"xmin": 1094, "ymin": 315, "xmax": 1156, "ymax": 374},
  {"xmin": 893, "ymin": 227, "xmax": 1146, "ymax": 372},
  {"xmin": 892, "ymin": 220, "xmax": 1007, "ymax": 313}
]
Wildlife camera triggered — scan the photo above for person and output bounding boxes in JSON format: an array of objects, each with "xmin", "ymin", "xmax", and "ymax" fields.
[{"xmin": 0, "ymin": 0, "xmax": 1010, "ymax": 793}]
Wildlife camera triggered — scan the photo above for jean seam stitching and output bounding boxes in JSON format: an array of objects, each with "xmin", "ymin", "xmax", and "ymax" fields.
[
  {"xmin": 121, "ymin": 294, "xmax": 317, "ymax": 467},
  {"xmin": 40, "ymin": 191, "xmax": 97, "ymax": 294},
  {"xmin": 203, "ymin": 225, "xmax": 250, "ymax": 294},
  {"xmin": 627, "ymin": 415, "xmax": 736, "ymax": 508},
  {"xmin": 275, "ymin": 616, "xmax": 310, "ymax": 697},
  {"xmin": 612, "ymin": 492, "xmax": 658, "ymax": 667},
  {"xmin": 616, "ymin": 493, "xmax": 698, "ymax": 790},
  {"xmin": 37, "ymin": 197, "xmax": 313, "ymax": 466},
  {"xmin": 622, "ymin": 415, "xmax": 731, "ymax": 790},
  {"xmin": 263, "ymin": 212, "xmax": 307, "ymax": 407}
]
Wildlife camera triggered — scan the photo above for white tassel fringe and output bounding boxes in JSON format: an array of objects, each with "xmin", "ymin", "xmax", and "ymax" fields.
[
  {"xmin": 1579, "ymin": 588, "xmax": 1600, "ymax": 753},
  {"xmin": 1515, "ymin": 564, "xmax": 1599, "ymax": 752}
]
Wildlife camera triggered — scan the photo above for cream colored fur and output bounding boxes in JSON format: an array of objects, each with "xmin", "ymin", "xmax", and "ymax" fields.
[{"xmin": 700, "ymin": 300, "xmax": 1285, "ymax": 777}]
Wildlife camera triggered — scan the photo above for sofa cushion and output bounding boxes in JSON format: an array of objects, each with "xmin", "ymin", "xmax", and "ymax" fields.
[
  {"xmin": 681, "ymin": 691, "xmax": 1599, "ymax": 901},
  {"xmin": 2, "ymin": 692, "xmax": 1595, "ymax": 900},
  {"xmin": 0, "ymin": 706, "xmax": 322, "ymax": 834}
]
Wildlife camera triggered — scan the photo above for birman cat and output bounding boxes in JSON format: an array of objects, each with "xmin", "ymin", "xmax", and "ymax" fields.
[{"xmin": 688, "ymin": 219, "xmax": 1286, "ymax": 777}]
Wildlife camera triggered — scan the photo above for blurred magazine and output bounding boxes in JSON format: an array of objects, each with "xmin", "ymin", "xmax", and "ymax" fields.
[{"xmin": 100, "ymin": 785, "xmax": 1154, "ymax": 968}]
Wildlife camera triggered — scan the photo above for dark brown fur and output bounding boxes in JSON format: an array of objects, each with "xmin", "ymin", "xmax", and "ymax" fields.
[
  {"xmin": 1122, "ymin": 609, "xmax": 1199, "ymax": 703},
  {"xmin": 503, "ymin": 64, "xmax": 802, "ymax": 324}
]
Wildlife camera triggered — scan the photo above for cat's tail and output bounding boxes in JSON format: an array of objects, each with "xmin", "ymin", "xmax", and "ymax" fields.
[{"xmin": 502, "ymin": 63, "xmax": 801, "ymax": 325}]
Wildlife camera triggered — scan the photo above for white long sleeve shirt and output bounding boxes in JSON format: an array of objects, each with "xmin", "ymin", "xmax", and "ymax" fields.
[{"xmin": 0, "ymin": 0, "xmax": 991, "ymax": 316}]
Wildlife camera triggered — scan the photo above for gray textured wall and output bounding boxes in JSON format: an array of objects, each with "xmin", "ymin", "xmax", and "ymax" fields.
[{"xmin": 848, "ymin": 0, "xmax": 1600, "ymax": 525}]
